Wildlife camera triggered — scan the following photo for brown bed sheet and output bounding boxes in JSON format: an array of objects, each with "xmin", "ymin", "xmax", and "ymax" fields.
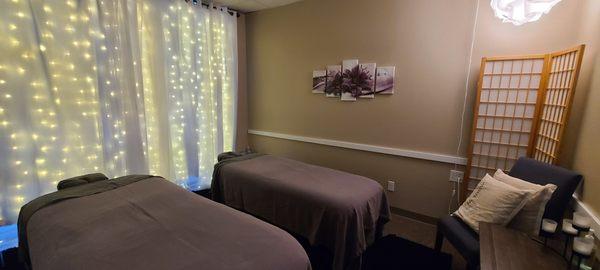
[
  {"xmin": 26, "ymin": 177, "xmax": 311, "ymax": 270},
  {"xmin": 212, "ymin": 155, "xmax": 391, "ymax": 270}
]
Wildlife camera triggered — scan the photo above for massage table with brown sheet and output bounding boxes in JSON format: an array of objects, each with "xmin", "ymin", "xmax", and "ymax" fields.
[
  {"xmin": 18, "ymin": 174, "xmax": 311, "ymax": 270},
  {"xmin": 211, "ymin": 153, "xmax": 391, "ymax": 270}
]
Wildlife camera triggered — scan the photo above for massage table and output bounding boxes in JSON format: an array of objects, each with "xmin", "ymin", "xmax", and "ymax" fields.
[
  {"xmin": 18, "ymin": 174, "xmax": 311, "ymax": 270},
  {"xmin": 212, "ymin": 153, "xmax": 391, "ymax": 270}
]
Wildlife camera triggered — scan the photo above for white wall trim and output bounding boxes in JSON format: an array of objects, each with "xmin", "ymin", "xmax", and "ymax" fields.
[
  {"xmin": 248, "ymin": 129, "xmax": 468, "ymax": 165},
  {"xmin": 573, "ymin": 195, "xmax": 600, "ymax": 238}
]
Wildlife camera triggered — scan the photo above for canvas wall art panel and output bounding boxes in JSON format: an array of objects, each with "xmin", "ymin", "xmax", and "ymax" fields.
[
  {"xmin": 359, "ymin": 63, "xmax": 376, "ymax": 98},
  {"xmin": 341, "ymin": 59, "xmax": 359, "ymax": 101},
  {"xmin": 342, "ymin": 59, "xmax": 359, "ymax": 73},
  {"xmin": 312, "ymin": 70, "xmax": 326, "ymax": 93},
  {"xmin": 375, "ymin": 66, "xmax": 395, "ymax": 94},
  {"xmin": 325, "ymin": 65, "xmax": 342, "ymax": 98}
]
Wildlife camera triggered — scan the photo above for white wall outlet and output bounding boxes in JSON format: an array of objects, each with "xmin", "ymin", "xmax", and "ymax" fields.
[
  {"xmin": 387, "ymin": 180, "xmax": 395, "ymax": 192},
  {"xmin": 449, "ymin": 170, "xmax": 464, "ymax": 183}
]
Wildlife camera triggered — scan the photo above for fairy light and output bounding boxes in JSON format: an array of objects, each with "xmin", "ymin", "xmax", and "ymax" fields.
[
  {"xmin": 0, "ymin": 0, "xmax": 236, "ymax": 221},
  {"xmin": 162, "ymin": 3, "xmax": 189, "ymax": 182},
  {"xmin": 0, "ymin": 0, "xmax": 106, "ymax": 222}
]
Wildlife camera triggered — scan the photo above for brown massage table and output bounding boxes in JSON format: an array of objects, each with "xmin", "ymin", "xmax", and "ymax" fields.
[
  {"xmin": 212, "ymin": 153, "xmax": 391, "ymax": 270},
  {"xmin": 18, "ymin": 175, "xmax": 311, "ymax": 270}
]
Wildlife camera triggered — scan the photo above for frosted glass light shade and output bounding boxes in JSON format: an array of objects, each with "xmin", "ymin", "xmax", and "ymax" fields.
[{"xmin": 490, "ymin": 0, "xmax": 562, "ymax": 26}]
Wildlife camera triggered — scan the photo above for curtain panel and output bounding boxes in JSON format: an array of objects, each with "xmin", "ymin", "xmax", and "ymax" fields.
[{"xmin": 0, "ymin": 0, "xmax": 237, "ymax": 223}]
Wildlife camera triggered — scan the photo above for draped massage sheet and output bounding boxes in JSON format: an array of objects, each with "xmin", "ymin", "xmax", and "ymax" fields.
[
  {"xmin": 22, "ymin": 176, "xmax": 311, "ymax": 270},
  {"xmin": 212, "ymin": 154, "xmax": 391, "ymax": 270}
]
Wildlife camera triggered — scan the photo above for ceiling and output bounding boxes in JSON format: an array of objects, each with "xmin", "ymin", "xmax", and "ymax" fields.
[{"xmin": 213, "ymin": 0, "xmax": 303, "ymax": 13}]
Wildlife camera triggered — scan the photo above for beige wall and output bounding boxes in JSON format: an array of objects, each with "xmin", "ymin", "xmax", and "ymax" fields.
[
  {"xmin": 571, "ymin": 0, "xmax": 600, "ymax": 215},
  {"xmin": 244, "ymin": 0, "xmax": 599, "ymax": 218},
  {"xmin": 236, "ymin": 14, "xmax": 248, "ymax": 151},
  {"xmin": 467, "ymin": 0, "xmax": 598, "ymax": 167},
  {"xmin": 573, "ymin": 51, "xmax": 600, "ymax": 216},
  {"xmin": 468, "ymin": 0, "xmax": 600, "ymax": 215}
]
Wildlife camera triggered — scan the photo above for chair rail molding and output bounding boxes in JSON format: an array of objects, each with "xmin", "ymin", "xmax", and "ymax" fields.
[{"xmin": 248, "ymin": 129, "xmax": 468, "ymax": 165}]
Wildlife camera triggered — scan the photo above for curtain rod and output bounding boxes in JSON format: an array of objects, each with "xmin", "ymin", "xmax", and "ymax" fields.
[{"xmin": 184, "ymin": 0, "xmax": 241, "ymax": 17}]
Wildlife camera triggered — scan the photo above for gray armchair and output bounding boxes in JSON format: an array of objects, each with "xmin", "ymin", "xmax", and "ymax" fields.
[{"xmin": 434, "ymin": 157, "xmax": 582, "ymax": 269}]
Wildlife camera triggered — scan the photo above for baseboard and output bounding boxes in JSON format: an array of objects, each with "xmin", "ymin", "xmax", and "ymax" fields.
[{"xmin": 390, "ymin": 207, "xmax": 439, "ymax": 225}]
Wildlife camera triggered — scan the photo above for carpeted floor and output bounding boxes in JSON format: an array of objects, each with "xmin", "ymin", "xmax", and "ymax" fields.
[
  {"xmin": 300, "ymin": 213, "xmax": 467, "ymax": 270},
  {"xmin": 383, "ymin": 214, "xmax": 466, "ymax": 270}
]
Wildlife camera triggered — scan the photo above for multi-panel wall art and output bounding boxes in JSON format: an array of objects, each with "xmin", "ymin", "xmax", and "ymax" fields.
[{"xmin": 312, "ymin": 59, "xmax": 395, "ymax": 101}]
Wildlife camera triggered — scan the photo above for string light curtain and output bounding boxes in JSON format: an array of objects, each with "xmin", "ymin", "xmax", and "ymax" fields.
[{"xmin": 0, "ymin": 0, "xmax": 237, "ymax": 223}]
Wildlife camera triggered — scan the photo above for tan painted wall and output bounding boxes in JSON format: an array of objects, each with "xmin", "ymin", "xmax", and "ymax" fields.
[
  {"xmin": 467, "ymin": 0, "xmax": 590, "ymax": 164},
  {"xmin": 244, "ymin": 0, "xmax": 599, "ymax": 218},
  {"xmin": 235, "ymin": 14, "xmax": 248, "ymax": 151},
  {"xmin": 467, "ymin": 0, "xmax": 600, "ymax": 216},
  {"xmin": 571, "ymin": 0, "xmax": 600, "ymax": 215},
  {"xmin": 574, "ymin": 51, "xmax": 600, "ymax": 216}
]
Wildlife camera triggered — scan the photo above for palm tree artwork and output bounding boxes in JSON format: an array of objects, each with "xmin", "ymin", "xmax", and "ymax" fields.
[{"xmin": 316, "ymin": 59, "xmax": 394, "ymax": 101}]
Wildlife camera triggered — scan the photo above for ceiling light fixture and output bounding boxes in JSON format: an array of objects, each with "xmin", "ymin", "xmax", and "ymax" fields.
[{"xmin": 490, "ymin": 0, "xmax": 562, "ymax": 26}]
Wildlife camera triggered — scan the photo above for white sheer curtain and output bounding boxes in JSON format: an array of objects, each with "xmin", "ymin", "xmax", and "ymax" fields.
[{"xmin": 0, "ymin": 0, "xmax": 237, "ymax": 223}]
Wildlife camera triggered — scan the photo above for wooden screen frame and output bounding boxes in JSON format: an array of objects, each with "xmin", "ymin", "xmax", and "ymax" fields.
[
  {"xmin": 460, "ymin": 45, "xmax": 585, "ymax": 202},
  {"xmin": 532, "ymin": 45, "xmax": 585, "ymax": 164}
]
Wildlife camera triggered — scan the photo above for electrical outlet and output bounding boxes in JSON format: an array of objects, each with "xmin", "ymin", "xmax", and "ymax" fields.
[
  {"xmin": 449, "ymin": 170, "xmax": 464, "ymax": 183},
  {"xmin": 387, "ymin": 180, "xmax": 395, "ymax": 192}
]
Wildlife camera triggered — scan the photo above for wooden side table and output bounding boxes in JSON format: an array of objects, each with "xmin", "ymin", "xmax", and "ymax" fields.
[{"xmin": 479, "ymin": 222, "xmax": 567, "ymax": 270}]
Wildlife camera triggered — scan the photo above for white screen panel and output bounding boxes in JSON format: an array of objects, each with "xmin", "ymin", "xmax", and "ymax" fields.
[
  {"xmin": 533, "ymin": 47, "xmax": 583, "ymax": 164},
  {"xmin": 467, "ymin": 57, "xmax": 545, "ymax": 190}
]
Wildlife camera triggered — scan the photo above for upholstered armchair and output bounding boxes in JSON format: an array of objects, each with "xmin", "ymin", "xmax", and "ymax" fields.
[{"xmin": 434, "ymin": 157, "xmax": 583, "ymax": 270}]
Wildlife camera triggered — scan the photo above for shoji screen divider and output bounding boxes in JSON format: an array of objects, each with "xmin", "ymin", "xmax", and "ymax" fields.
[
  {"xmin": 461, "ymin": 45, "xmax": 585, "ymax": 201},
  {"xmin": 533, "ymin": 46, "xmax": 585, "ymax": 164}
]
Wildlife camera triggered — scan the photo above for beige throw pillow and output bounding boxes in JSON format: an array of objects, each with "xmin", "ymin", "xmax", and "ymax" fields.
[
  {"xmin": 493, "ymin": 169, "xmax": 557, "ymax": 236},
  {"xmin": 455, "ymin": 174, "xmax": 530, "ymax": 232}
]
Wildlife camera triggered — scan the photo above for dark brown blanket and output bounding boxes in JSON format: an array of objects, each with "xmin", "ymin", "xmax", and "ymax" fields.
[
  {"xmin": 211, "ymin": 154, "xmax": 391, "ymax": 270},
  {"xmin": 18, "ymin": 174, "xmax": 149, "ymax": 267},
  {"xmin": 24, "ymin": 176, "xmax": 311, "ymax": 270}
]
